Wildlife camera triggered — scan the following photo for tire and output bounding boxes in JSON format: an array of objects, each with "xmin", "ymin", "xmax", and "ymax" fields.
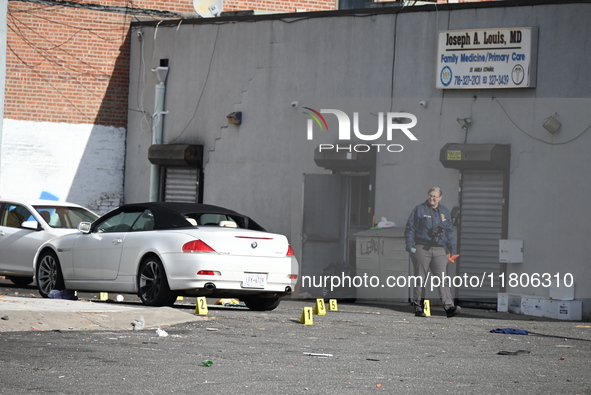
[
  {"xmin": 9, "ymin": 276, "xmax": 34, "ymax": 286},
  {"xmin": 243, "ymin": 296, "xmax": 281, "ymax": 311},
  {"xmin": 36, "ymin": 251, "xmax": 65, "ymax": 298},
  {"xmin": 137, "ymin": 256, "xmax": 176, "ymax": 306}
]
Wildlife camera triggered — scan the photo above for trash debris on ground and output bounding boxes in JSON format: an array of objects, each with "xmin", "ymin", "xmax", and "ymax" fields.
[
  {"xmin": 156, "ymin": 328, "xmax": 168, "ymax": 337},
  {"xmin": 131, "ymin": 316, "xmax": 145, "ymax": 330},
  {"xmin": 212, "ymin": 298, "xmax": 247, "ymax": 308},
  {"xmin": 1, "ymin": 316, "xmax": 8, "ymax": 320},
  {"xmin": 497, "ymin": 350, "xmax": 531, "ymax": 356},
  {"xmin": 490, "ymin": 328, "xmax": 528, "ymax": 335},
  {"xmin": 48, "ymin": 289, "xmax": 78, "ymax": 300},
  {"xmin": 214, "ymin": 298, "xmax": 240, "ymax": 306},
  {"xmin": 202, "ymin": 360, "xmax": 213, "ymax": 367},
  {"xmin": 303, "ymin": 352, "xmax": 333, "ymax": 358}
]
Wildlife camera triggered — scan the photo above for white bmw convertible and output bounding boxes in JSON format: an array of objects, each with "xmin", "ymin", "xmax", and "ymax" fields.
[{"xmin": 34, "ymin": 202, "xmax": 298, "ymax": 311}]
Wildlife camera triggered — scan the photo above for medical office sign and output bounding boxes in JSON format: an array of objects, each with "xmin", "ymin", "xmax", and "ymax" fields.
[{"xmin": 437, "ymin": 27, "xmax": 538, "ymax": 89}]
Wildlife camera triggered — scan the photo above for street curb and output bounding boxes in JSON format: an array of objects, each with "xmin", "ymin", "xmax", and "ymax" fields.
[{"xmin": 0, "ymin": 296, "xmax": 206, "ymax": 332}]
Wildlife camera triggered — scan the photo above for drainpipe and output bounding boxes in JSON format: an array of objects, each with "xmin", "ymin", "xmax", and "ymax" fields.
[{"xmin": 149, "ymin": 62, "xmax": 169, "ymax": 202}]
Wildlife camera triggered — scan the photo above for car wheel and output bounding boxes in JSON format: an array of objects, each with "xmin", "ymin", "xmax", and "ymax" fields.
[
  {"xmin": 138, "ymin": 256, "xmax": 176, "ymax": 307},
  {"xmin": 243, "ymin": 296, "xmax": 281, "ymax": 311},
  {"xmin": 36, "ymin": 251, "xmax": 65, "ymax": 298},
  {"xmin": 9, "ymin": 276, "xmax": 34, "ymax": 286}
]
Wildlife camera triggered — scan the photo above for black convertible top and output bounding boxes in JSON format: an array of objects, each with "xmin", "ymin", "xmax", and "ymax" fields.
[{"xmin": 96, "ymin": 202, "xmax": 266, "ymax": 231}]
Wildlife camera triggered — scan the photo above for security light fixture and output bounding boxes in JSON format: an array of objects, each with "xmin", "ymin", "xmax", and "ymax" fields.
[
  {"xmin": 457, "ymin": 117, "xmax": 472, "ymax": 128},
  {"xmin": 543, "ymin": 115, "xmax": 561, "ymax": 134},
  {"xmin": 227, "ymin": 111, "xmax": 242, "ymax": 125}
]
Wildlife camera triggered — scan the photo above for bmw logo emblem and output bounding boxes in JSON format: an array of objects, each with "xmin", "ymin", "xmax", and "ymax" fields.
[{"xmin": 251, "ymin": 242, "xmax": 258, "ymax": 249}]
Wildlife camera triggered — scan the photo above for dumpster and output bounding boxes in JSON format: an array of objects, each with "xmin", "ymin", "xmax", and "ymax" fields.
[{"xmin": 355, "ymin": 227, "xmax": 410, "ymax": 302}]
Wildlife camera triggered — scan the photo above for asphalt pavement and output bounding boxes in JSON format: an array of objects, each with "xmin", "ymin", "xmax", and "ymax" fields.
[{"xmin": 1, "ymin": 285, "xmax": 591, "ymax": 394}]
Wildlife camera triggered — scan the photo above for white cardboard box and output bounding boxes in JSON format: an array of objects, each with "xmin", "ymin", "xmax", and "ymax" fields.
[
  {"xmin": 497, "ymin": 293, "xmax": 509, "ymax": 312},
  {"xmin": 521, "ymin": 297, "xmax": 546, "ymax": 317},
  {"xmin": 543, "ymin": 300, "xmax": 559, "ymax": 319},
  {"xmin": 508, "ymin": 294, "xmax": 523, "ymax": 314},
  {"xmin": 547, "ymin": 299, "xmax": 582, "ymax": 321},
  {"xmin": 549, "ymin": 278, "xmax": 575, "ymax": 300},
  {"xmin": 503, "ymin": 294, "xmax": 582, "ymax": 320}
]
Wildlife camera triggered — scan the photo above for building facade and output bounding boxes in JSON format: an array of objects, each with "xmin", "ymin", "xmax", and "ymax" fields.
[
  {"xmin": 0, "ymin": 0, "xmax": 340, "ymax": 212},
  {"xmin": 124, "ymin": 1, "xmax": 591, "ymax": 317},
  {"xmin": 1, "ymin": 0, "xmax": 588, "ymax": 318}
]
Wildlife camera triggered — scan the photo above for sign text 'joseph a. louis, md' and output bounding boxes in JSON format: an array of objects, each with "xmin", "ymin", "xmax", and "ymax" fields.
[{"xmin": 436, "ymin": 27, "xmax": 538, "ymax": 89}]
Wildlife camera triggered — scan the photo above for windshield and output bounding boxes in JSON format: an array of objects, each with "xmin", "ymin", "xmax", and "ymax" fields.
[{"xmin": 34, "ymin": 205, "xmax": 99, "ymax": 229}]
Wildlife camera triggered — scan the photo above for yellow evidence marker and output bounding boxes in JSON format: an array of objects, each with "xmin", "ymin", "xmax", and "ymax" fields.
[
  {"xmin": 300, "ymin": 306, "xmax": 314, "ymax": 325},
  {"xmin": 195, "ymin": 296, "xmax": 208, "ymax": 315},
  {"xmin": 328, "ymin": 299, "xmax": 338, "ymax": 311},
  {"xmin": 423, "ymin": 300, "xmax": 431, "ymax": 317},
  {"xmin": 98, "ymin": 292, "xmax": 109, "ymax": 301},
  {"xmin": 314, "ymin": 298, "xmax": 326, "ymax": 315}
]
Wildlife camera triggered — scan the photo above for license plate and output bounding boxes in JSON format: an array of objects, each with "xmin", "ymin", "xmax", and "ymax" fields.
[{"xmin": 243, "ymin": 273, "xmax": 266, "ymax": 288}]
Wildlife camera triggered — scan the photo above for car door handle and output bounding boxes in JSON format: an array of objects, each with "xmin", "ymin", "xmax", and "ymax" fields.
[{"xmin": 112, "ymin": 238, "xmax": 123, "ymax": 245}]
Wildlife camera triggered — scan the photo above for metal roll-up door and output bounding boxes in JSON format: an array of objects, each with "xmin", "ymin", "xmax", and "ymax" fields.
[
  {"xmin": 456, "ymin": 169, "xmax": 508, "ymax": 303},
  {"xmin": 163, "ymin": 167, "xmax": 200, "ymax": 203}
]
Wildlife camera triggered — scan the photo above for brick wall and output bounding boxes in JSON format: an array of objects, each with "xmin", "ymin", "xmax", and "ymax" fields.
[
  {"xmin": 5, "ymin": 2, "xmax": 134, "ymax": 127},
  {"xmin": 3, "ymin": 0, "xmax": 330, "ymax": 128},
  {"xmin": 4, "ymin": 0, "xmax": 489, "ymax": 128},
  {"xmin": 223, "ymin": 0, "xmax": 336, "ymax": 12}
]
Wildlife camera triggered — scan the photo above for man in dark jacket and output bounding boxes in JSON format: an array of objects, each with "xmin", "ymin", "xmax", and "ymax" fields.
[{"xmin": 405, "ymin": 186, "xmax": 461, "ymax": 318}]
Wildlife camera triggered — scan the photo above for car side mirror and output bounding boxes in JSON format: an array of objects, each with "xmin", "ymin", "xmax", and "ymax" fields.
[
  {"xmin": 78, "ymin": 222, "xmax": 92, "ymax": 234},
  {"xmin": 21, "ymin": 220, "xmax": 41, "ymax": 231}
]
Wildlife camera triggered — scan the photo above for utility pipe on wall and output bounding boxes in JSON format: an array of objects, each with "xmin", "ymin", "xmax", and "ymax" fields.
[{"xmin": 149, "ymin": 65, "xmax": 169, "ymax": 202}]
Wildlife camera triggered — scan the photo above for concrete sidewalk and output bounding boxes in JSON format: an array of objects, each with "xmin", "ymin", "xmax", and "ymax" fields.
[{"xmin": 0, "ymin": 295, "xmax": 204, "ymax": 332}]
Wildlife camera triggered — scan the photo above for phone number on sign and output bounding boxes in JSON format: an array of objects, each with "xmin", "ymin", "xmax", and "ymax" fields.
[{"xmin": 452, "ymin": 74, "xmax": 511, "ymax": 87}]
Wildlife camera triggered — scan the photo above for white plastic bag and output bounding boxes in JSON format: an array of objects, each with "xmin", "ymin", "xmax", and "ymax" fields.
[{"xmin": 377, "ymin": 217, "xmax": 395, "ymax": 228}]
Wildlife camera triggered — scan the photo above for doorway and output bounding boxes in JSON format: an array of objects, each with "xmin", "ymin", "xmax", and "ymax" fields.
[
  {"xmin": 299, "ymin": 172, "xmax": 374, "ymax": 297},
  {"xmin": 440, "ymin": 143, "xmax": 511, "ymax": 305}
]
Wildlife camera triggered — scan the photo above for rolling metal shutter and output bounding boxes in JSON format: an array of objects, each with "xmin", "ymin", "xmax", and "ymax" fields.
[
  {"xmin": 163, "ymin": 167, "xmax": 199, "ymax": 203},
  {"xmin": 456, "ymin": 169, "xmax": 507, "ymax": 303}
]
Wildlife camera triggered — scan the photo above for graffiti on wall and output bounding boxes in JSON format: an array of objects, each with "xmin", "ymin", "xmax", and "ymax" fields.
[{"xmin": 358, "ymin": 237, "xmax": 384, "ymax": 256}]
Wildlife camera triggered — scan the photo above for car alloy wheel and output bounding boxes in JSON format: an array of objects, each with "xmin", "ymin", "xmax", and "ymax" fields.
[
  {"xmin": 138, "ymin": 256, "xmax": 176, "ymax": 306},
  {"xmin": 36, "ymin": 251, "xmax": 65, "ymax": 298}
]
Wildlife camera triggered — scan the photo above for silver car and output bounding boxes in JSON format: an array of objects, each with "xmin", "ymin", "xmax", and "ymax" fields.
[{"xmin": 0, "ymin": 198, "xmax": 99, "ymax": 285}]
